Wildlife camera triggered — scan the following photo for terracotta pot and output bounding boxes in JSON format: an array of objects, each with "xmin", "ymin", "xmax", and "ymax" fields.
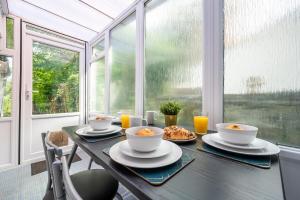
[{"xmin": 164, "ymin": 115, "xmax": 177, "ymax": 127}]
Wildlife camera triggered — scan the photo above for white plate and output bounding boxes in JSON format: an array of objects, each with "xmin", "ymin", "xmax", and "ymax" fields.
[
  {"xmin": 212, "ymin": 133, "xmax": 266, "ymax": 150},
  {"xmin": 119, "ymin": 140, "xmax": 171, "ymax": 159},
  {"xmin": 165, "ymin": 135, "xmax": 198, "ymax": 143},
  {"xmin": 109, "ymin": 141, "xmax": 182, "ymax": 168},
  {"xmin": 76, "ymin": 125, "xmax": 122, "ymax": 137},
  {"xmin": 202, "ymin": 134, "xmax": 280, "ymax": 156}
]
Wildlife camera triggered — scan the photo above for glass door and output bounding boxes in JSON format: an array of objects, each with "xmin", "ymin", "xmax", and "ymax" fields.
[{"xmin": 21, "ymin": 29, "xmax": 85, "ymax": 163}]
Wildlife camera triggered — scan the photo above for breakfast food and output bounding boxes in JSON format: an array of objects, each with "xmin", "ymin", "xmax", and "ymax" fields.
[
  {"xmin": 95, "ymin": 115, "xmax": 109, "ymax": 120},
  {"xmin": 164, "ymin": 126, "xmax": 195, "ymax": 140},
  {"xmin": 225, "ymin": 124, "xmax": 243, "ymax": 130},
  {"xmin": 136, "ymin": 128, "xmax": 155, "ymax": 137}
]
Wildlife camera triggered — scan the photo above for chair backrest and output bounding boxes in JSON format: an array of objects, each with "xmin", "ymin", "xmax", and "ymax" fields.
[
  {"xmin": 41, "ymin": 132, "xmax": 63, "ymax": 185},
  {"xmin": 52, "ymin": 156, "xmax": 82, "ymax": 200}
]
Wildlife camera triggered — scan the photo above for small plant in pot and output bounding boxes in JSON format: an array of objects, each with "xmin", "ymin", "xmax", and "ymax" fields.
[{"xmin": 160, "ymin": 101, "xmax": 182, "ymax": 127}]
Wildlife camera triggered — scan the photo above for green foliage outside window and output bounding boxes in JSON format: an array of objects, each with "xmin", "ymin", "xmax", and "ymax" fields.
[
  {"xmin": 6, "ymin": 17, "xmax": 14, "ymax": 49},
  {"xmin": 32, "ymin": 42, "xmax": 79, "ymax": 114}
]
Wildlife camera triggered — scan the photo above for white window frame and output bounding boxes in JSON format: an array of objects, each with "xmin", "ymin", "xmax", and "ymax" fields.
[
  {"xmin": 0, "ymin": 14, "xmax": 21, "ymax": 169},
  {"xmin": 88, "ymin": 0, "xmax": 300, "ymax": 157},
  {"xmin": 88, "ymin": 37, "xmax": 105, "ymax": 116}
]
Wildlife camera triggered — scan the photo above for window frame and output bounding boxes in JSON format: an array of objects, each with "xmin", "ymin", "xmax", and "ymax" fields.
[
  {"xmin": 0, "ymin": 14, "xmax": 21, "ymax": 168},
  {"xmin": 88, "ymin": 0, "xmax": 300, "ymax": 155}
]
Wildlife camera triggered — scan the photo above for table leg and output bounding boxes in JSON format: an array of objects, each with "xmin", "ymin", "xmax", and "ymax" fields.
[
  {"xmin": 68, "ymin": 144, "xmax": 78, "ymax": 168},
  {"xmin": 88, "ymin": 158, "xmax": 93, "ymax": 170}
]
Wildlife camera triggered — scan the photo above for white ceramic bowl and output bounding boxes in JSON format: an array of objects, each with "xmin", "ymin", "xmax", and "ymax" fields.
[
  {"xmin": 216, "ymin": 123, "xmax": 258, "ymax": 145},
  {"xmin": 89, "ymin": 116, "xmax": 113, "ymax": 130},
  {"xmin": 125, "ymin": 126, "xmax": 164, "ymax": 152}
]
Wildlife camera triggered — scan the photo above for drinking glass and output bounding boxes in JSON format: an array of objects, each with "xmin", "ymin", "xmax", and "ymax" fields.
[
  {"xmin": 194, "ymin": 112, "xmax": 208, "ymax": 135},
  {"xmin": 120, "ymin": 110, "xmax": 131, "ymax": 129}
]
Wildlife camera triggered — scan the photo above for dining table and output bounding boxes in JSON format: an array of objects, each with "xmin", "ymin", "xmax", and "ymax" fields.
[{"xmin": 63, "ymin": 125, "xmax": 285, "ymax": 200}]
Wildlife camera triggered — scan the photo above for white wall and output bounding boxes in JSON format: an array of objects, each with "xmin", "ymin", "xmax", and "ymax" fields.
[{"xmin": 0, "ymin": 120, "xmax": 12, "ymax": 167}]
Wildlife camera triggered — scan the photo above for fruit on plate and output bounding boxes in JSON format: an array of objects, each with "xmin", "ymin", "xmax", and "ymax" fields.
[{"xmin": 164, "ymin": 126, "xmax": 195, "ymax": 140}]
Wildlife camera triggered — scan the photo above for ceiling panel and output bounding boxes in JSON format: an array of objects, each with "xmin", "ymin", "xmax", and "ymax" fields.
[
  {"xmin": 23, "ymin": 0, "xmax": 112, "ymax": 32},
  {"xmin": 80, "ymin": 0, "xmax": 135, "ymax": 18},
  {"xmin": 9, "ymin": 0, "xmax": 97, "ymax": 40},
  {"xmin": 7, "ymin": 0, "xmax": 134, "ymax": 41}
]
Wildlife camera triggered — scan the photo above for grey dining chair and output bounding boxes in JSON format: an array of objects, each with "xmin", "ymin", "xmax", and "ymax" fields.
[{"xmin": 41, "ymin": 132, "xmax": 121, "ymax": 200}]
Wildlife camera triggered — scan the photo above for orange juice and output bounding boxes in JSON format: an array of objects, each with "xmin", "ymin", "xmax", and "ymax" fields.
[
  {"xmin": 121, "ymin": 114, "xmax": 130, "ymax": 129},
  {"xmin": 194, "ymin": 116, "xmax": 208, "ymax": 135}
]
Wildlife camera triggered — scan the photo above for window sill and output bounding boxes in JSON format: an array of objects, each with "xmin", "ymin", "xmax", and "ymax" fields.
[
  {"xmin": 32, "ymin": 112, "xmax": 80, "ymax": 119},
  {"xmin": 279, "ymin": 145, "xmax": 300, "ymax": 161}
]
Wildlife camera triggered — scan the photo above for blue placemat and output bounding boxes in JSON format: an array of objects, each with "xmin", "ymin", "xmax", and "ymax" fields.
[
  {"xmin": 103, "ymin": 147, "xmax": 195, "ymax": 185},
  {"xmin": 79, "ymin": 132, "xmax": 123, "ymax": 143},
  {"xmin": 198, "ymin": 143, "xmax": 271, "ymax": 169}
]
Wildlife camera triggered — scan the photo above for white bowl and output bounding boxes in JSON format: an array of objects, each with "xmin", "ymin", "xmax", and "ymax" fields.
[
  {"xmin": 216, "ymin": 123, "xmax": 258, "ymax": 145},
  {"xmin": 89, "ymin": 116, "xmax": 113, "ymax": 130},
  {"xmin": 125, "ymin": 126, "xmax": 164, "ymax": 152}
]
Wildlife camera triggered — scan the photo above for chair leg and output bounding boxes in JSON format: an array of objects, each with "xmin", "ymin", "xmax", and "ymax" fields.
[
  {"xmin": 67, "ymin": 144, "xmax": 78, "ymax": 168},
  {"xmin": 46, "ymin": 177, "xmax": 52, "ymax": 192},
  {"xmin": 88, "ymin": 158, "xmax": 93, "ymax": 170},
  {"xmin": 115, "ymin": 192, "xmax": 123, "ymax": 200}
]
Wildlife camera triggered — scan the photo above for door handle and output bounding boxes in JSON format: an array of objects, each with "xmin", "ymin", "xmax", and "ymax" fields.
[{"xmin": 25, "ymin": 84, "xmax": 38, "ymax": 100}]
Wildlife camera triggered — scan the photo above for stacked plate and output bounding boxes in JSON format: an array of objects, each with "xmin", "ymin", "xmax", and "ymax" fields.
[
  {"xmin": 202, "ymin": 133, "xmax": 280, "ymax": 156},
  {"xmin": 109, "ymin": 140, "xmax": 182, "ymax": 168},
  {"xmin": 75, "ymin": 125, "xmax": 122, "ymax": 137}
]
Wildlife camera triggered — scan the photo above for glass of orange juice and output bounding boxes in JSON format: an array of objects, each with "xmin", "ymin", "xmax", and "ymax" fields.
[
  {"xmin": 194, "ymin": 112, "xmax": 208, "ymax": 135},
  {"xmin": 120, "ymin": 110, "xmax": 131, "ymax": 129}
]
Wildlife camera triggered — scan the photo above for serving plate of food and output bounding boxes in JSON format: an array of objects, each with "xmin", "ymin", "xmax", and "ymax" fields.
[{"xmin": 163, "ymin": 126, "xmax": 197, "ymax": 143}]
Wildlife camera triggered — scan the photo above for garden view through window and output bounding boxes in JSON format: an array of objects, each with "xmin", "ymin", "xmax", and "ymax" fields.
[
  {"xmin": 0, "ymin": 56, "xmax": 13, "ymax": 117},
  {"xmin": 224, "ymin": 0, "xmax": 300, "ymax": 147},
  {"xmin": 110, "ymin": 12, "xmax": 136, "ymax": 115},
  {"xmin": 144, "ymin": 0, "xmax": 203, "ymax": 126},
  {"xmin": 32, "ymin": 42, "xmax": 80, "ymax": 114},
  {"xmin": 6, "ymin": 17, "xmax": 14, "ymax": 49}
]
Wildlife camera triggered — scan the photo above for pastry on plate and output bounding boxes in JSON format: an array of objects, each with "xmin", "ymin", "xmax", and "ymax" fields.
[{"xmin": 164, "ymin": 126, "xmax": 195, "ymax": 140}]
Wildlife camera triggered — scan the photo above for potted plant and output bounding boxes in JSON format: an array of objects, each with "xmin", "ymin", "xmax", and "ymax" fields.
[{"xmin": 160, "ymin": 101, "xmax": 182, "ymax": 126}]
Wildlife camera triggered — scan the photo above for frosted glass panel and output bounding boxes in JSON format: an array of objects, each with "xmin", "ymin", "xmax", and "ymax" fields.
[
  {"xmin": 92, "ymin": 40, "xmax": 105, "ymax": 59},
  {"xmin": 224, "ymin": 0, "xmax": 300, "ymax": 146},
  {"xmin": 110, "ymin": 13, "xmax": 136, "ymax": 114},
  {"xmin": 90, "ymin": 58, "xmax": 105, "ymax": 112},
  {"xmin": 144, "ymin": 0, "xmax": 203, "ymax": 126}
]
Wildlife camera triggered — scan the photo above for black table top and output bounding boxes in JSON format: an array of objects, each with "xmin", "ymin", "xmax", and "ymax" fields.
[{"xmin": 63, "ymin": 126, "xmax": 284, "ymax": 200}]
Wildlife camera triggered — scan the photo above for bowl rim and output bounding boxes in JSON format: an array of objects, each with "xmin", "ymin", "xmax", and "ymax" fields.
[
  {"xmin": 126, "ymin": 126, "xmax": 164, "ymax": 137},
  {"xmin": 216, "ymin": 123, "xmax": 258, "ymax": 132}
]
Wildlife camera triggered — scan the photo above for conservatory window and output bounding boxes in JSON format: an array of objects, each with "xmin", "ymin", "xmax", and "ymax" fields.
[
  {"xmin": 0, "ymin": 56, "xmax": 13, "ymax": 117},
  {"xmin": 92, "ymin": 40, "xmax": 105, "ymax": 60},
  {"xmin": 32, "ymin": 42, "xmax": 80, "ymax": 114},
  {"xmin": 109, "ymin": 12, "xmax": 136, "ymax": 115},
  {"xmin": 144, "ymin": 0, "xmax": 203, "ymax": 126},
  {"xmin": 6, "ymin": 17, "xmax": 14, "ymax": 49},
  {"xmin": 90, "ymin": 58, "xmax": 105, "ymax": 113},
  {"xmin": 224, "ymin": 0, "xmax": 300, "ymax": 147}
]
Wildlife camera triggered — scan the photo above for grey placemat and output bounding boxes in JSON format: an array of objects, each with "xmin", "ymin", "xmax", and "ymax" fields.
[
  {"xmin": 198, "ymin": 143, "xmax": 271, "ymax": 169},
  {"xmin": 78, "ymin": 132, "xmax": 123, "ymax": 143},
  {"xmin": 103, "ymin": 147, "xmax": 195, "ymax": 185}
]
